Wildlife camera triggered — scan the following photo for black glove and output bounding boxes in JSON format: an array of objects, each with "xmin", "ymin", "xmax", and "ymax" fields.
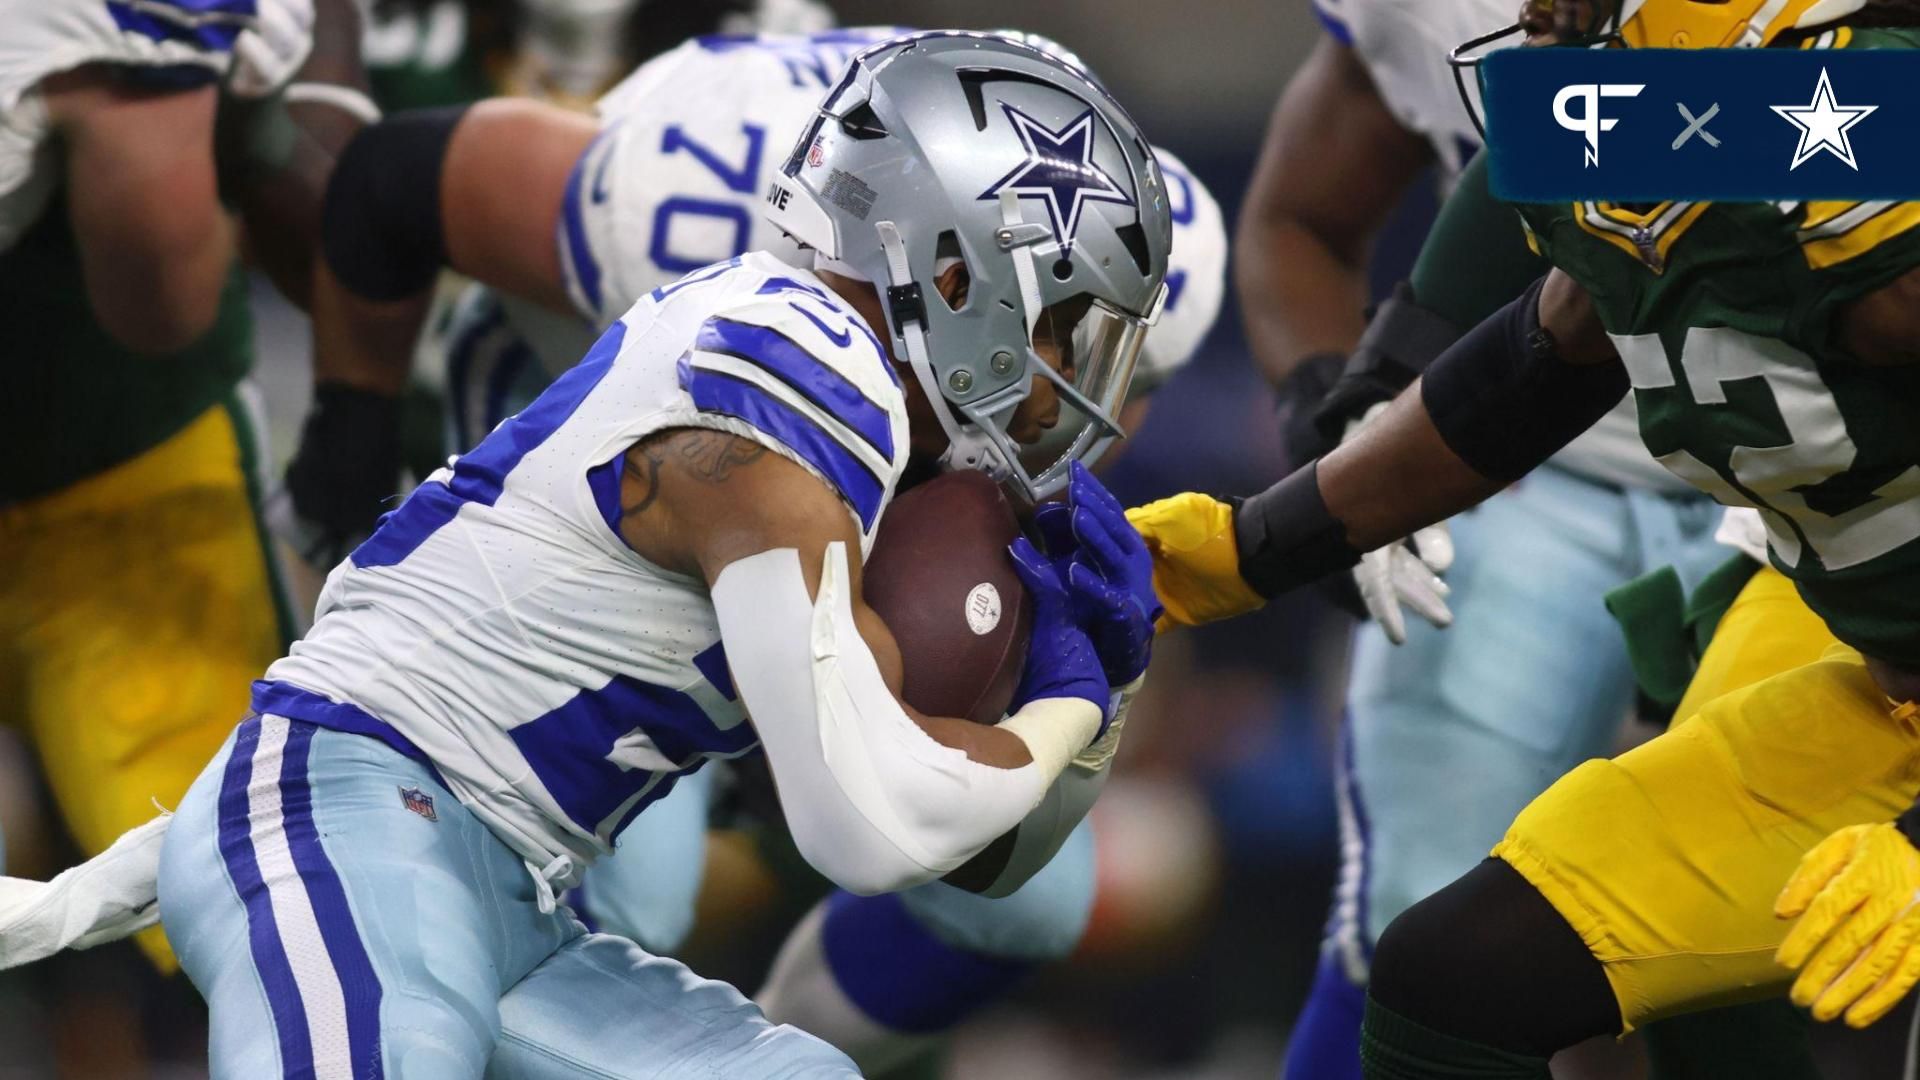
[
  {"xmin": 1275, "ymin": 350, "xmax": 1347, "ymax": 468},
  {"xmin": 274, "ymin": 381, "xmax": 404, "ymax": 568},
  {"xmin": 1309, "ymin": 281, "xmax": 1463, "ymax": 450}
]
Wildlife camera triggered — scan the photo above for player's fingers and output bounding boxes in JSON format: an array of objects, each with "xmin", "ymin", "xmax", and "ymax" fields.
[
  {"xmin": 1845, "ymin": 911, "xmax": 1920, "ymax": 1027},
  {"xmin": 1032, "ymin": 504, "xmax": 1076, "ymax": 556},
  {"xmin": 1412, "ymin": 523, "xmax": 1455, "ymax": 575},
  {"xmin": 1067, "ymin": 560, "xmax": 1129, "ymax": 617},
  {"xmin": 1777, "ymin": 826, "xmax": 1865, "ymax": 920},
  {"xmin": 1008, "ymin": 537, "xmax": 1067, "ymax": 599},
  {"xmin": 1355, "ymin": 554, "xmax": 1406, "ymax": 645},
  {"xmin": 1069, "ymin": 460, "xmax": 1127, "ymax": 521},
  {"xmin": 1780, "ymin": 849, "xmax": 1878, "ymax": 971},
  {"xmin": 1390, "ymin": 549, "xmax": 1453, "ymax": 629},
  {"xmin": 1811, "ymin": 904, "xmax": 1920, "ymax": 1022},
  {"xmin": 1071, "ymin": 506, "xmax": 1135, "ymax": 580},
  {"xmin": 1793, "ymin": 891, "xmax": 1905, "ymax": 1014}
]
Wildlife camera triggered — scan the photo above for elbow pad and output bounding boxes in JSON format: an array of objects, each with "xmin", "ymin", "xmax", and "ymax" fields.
[
  {"xmin": 321, "ymin": 106, "xmax": 468, "ymax": 301},
  {"xmin": 1420, "ymin": 276, "xmax": 1628, "ymax": 483},
  {"xmin": 713, "ymin": 543, "xmax": 1086, "ymax": 895}
]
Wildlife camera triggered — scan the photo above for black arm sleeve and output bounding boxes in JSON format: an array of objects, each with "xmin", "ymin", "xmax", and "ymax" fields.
[
  {"xmin": 321, "ymin": 105, "xmax": 468, "ymax": 301},
  {"xmin": 1419, "ymin": 275, "xmax": 1628, "ymax": 483}
]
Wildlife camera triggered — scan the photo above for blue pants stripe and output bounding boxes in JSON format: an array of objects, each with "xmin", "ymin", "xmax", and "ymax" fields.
[
  {"xmin": 277, "ymin": 722, "xmax": 386, "ymax": 1078},
  {"xmin": 217, "ymin": 717, "xmax": 317, "ymax": 1076}
]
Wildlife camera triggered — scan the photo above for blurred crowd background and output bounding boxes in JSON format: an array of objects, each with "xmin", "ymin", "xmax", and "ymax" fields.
[{"xmin": 0, "ymin": 2, "xmax": 1905, "ymax": 1078}]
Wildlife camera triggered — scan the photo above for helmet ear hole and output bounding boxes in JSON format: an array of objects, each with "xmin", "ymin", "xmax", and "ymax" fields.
[
  {"xmin": 935, "ymin": 231, "xmax": 972, "ymax": 313},
  {"xmin": 1052, "ymin": 258, "xmax": 1074, "ymax": 281},
  {"xmin": 1115, "ymin": 223, "xmax": 1152, "ymax": 276}
]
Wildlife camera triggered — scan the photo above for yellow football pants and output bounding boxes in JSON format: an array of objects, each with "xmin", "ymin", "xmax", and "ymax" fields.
[
  {"xmin": 1493, "ymin": 564, "xmax": 1920, "ymax": 1032},
  {"xmin": 0, "ymin": 401, "xmax": 289, "ymax": 970}
]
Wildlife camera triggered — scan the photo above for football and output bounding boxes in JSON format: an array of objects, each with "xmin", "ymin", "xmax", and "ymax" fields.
[{"xmin": 863, "ymin": 469, "xmax": 1033, "ymax": 725}]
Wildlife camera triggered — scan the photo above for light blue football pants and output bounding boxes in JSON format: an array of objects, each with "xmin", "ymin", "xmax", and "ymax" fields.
[
  {"xmin": 158, "ymin": 714, "xmax": 855, "ymax": 1079},
  {"xmin": 1285, "ymin": 465, "xmax": 1726, "ymax": 1080}
]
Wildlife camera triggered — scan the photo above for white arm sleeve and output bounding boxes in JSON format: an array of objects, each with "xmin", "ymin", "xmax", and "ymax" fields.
[
  {"xmin": 712, "ymin": 542, "xmax": 1101, "ymax": 896},
  {"xmin": 974, "ymin": 675, "xmax": 1143, "ymax": 898}
]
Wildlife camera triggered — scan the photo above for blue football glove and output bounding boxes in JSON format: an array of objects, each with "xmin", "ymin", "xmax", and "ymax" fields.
[
  {"xmin": 1007, "ymin": 536, "xmax": 1111, "ymax": 731},
  {"xmin": 1059, "ymin": 462, "xmax": 1160, "ymax": 684}
]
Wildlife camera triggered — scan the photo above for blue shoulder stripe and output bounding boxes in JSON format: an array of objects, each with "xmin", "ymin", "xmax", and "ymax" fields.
[
  {"xmin": 1313, "ymin": 1, "xmax": 1354, "ymax": 46},
  {"xmin": 560, "ymin": 131, "xmax": 613, "ymax": 313},
  {"xmin": 693, "ymin": 317, "xmax": 895, "ymax": 459},
  {"xmin": 678, "ymin": 360, "xmax": 885, "ymax": 529},
  {"xmin": 108, "ymin": 2, "xmax": 244, "ymax": 50}
]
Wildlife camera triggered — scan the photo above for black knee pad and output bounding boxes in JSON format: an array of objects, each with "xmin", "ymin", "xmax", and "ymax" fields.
[{"xmin": 1370, "ymin": 858, "xmax": 1618, "ymax": 1057}]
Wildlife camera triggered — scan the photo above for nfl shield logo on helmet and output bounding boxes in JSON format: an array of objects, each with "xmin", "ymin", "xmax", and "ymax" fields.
[
  {"xmin": 807, "ymin": 136, "xmax": 826, "ymax": 169},
  {"xmin": 398, "ymin": 786, "xmax": 438, "ymax": 822}
]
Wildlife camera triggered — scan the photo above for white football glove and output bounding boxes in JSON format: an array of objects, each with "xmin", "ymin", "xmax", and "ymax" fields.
[
  {"xmin": 228, "ymin": 0, "xmax": 314, "ymax": 99},
  {"xmin": 1345, "ymin": 403, "xmax": 1455, "ymax": 645}
]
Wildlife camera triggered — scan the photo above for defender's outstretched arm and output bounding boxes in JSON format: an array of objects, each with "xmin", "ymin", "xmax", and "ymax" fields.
[{"xmin": 1134, "ymin": 268, "xmax": 1625, "ymax": 626}]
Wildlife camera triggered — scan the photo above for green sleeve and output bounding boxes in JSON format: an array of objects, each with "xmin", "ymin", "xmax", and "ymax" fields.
[{"xmin": 1409, "ymin": 154, "xmax": 1551, "ymax": 327}]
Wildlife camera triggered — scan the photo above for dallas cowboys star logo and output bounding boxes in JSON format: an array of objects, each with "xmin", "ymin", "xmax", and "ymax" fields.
[
  {"xmin": 979, "ymin": 103, "xmax": 1134, "ymax": 254},
  {"xmin": 1771, "ymin": 67, "xmax": 1877, "ymax": 171}
]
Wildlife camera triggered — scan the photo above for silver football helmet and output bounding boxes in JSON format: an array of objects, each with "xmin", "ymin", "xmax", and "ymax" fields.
[{"xmin": 764, "ymin": 31, "xmax": 1172, "ymax": 502}]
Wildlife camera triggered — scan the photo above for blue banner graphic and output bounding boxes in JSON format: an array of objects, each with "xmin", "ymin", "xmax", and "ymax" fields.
[{"xmin": 1482, "ymin": 48, "xmax": 1920, "ymax": 202}]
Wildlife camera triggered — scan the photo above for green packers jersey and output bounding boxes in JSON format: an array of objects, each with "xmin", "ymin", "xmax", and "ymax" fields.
[
  {"xmin": 1515, "ymin": 27, "xmax": 1920, "ymax": 667},
  {"xmin": 1, "ymin": 190, "xmax": 253, "ymax": 504}
]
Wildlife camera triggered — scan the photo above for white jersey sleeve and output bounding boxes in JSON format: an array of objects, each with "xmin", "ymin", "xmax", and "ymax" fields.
[
  {"xmin": 0, "ymin": 0, "xmax": 249, "ymax": 250},
  {"xmin": 262, "ymin": 253, "xmax": 911, "ymax": 878},
  {"xmin": 1310, "ymin": 0, "xmax": 1513, "ymax": 185},
  {"xmin": 556, "ymin": 28, "xmax": 903, "ymax": 326},
  {"xmin": 1138, "ymin": 147, "xmax": 1227, "ymax": 390}
]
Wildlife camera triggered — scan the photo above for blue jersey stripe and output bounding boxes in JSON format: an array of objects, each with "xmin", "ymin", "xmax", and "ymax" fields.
[
  {"xmin": 693, "ymin": 316, "xmax": 895, "ymax": 459},
  {"xmin": 276, "ymin": 723, "xmax": 386, "ymax": 1079},
  {"xmin": 107, "ymin": 3, "xmax": 245, "ymax": 50},
  {"xmin": 1313, "ymin": 2, "xmax": 1355, "ymax": 46},
  {"xmin": 678, "ymin": 361, "xmax": 885, "ymax": 530},
  {"xmin": 508, "ymin": 674, "xmax": 755, "ymax": 837},
  {"xmin": 560, "ymin": 132, "xmax": 612, "ymax": 314},
  {"xmin": 352, "ymin": 321, "xmax": 627, "ymax": 569},
  {"xmin": 691, "ymin": 641, "xmax": 736, "ymax": 702},
  {"xmin": 216, "ymin": 718, "xmax": 316, "ymax": 1076}
]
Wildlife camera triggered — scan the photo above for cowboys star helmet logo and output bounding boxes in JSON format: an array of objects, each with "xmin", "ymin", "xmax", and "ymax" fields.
[{"xmin": 979, "ymin": 103, "xmax": 1135, "ymax": 254}]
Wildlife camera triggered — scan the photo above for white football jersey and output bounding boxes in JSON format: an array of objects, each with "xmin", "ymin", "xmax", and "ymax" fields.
[
  {"xmin": 557, "ymin": 28, "xmax": 904, "ymax": 333},
  {"xmin": 0, "ymin": 0, "xmax": 245, "ymax": 251},
  {"xmin": 1311, "ymin": 0, "xmax": 1511, "ymax": 185},
  {"xmin": 262, "ymin": 252, "xmax": 911, "ymax": 879}
]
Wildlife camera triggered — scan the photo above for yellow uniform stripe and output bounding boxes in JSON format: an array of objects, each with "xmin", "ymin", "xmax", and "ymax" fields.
[{"xmin": 1800, "ymin": 202, "xmax": 1920, "ymax": 270}]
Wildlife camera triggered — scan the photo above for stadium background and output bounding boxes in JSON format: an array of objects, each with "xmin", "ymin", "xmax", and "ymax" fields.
[{"xmin": 0, "ymin": 2, "xmax": 1904, "ymax": 1076}]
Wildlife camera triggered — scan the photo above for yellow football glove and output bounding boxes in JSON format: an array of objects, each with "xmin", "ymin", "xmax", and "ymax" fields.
[
  {"xmin": 1775, "ymin": 821, "xmax": 1920, "ymax": 1027},
  {"xmin": 1123, "ymin": 493, "xmax": 1267, "ymax": 633}
]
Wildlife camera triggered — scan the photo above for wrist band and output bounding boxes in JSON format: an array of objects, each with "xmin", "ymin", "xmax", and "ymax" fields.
[{"xmin": 1232, "ymin": 460, "xmax": 1362, "ymax": 599}]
